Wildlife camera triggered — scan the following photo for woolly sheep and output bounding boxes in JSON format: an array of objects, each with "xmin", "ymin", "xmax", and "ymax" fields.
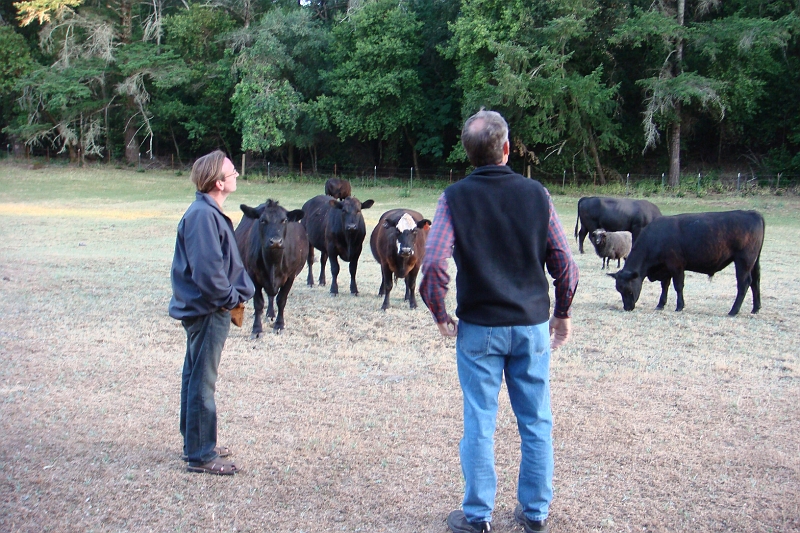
[{"xmin": 591, "ymin": 229, "xmax": 632, "ymax": 270}]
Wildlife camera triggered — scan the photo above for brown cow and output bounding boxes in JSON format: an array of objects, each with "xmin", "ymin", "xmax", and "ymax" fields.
[
  {"xmin": 324, "ymin": 178, "xmax": 351, "ymax": 200},
  {"xmin": 369, "ymin": 209, "xmax": 431, "ymax": 310}
]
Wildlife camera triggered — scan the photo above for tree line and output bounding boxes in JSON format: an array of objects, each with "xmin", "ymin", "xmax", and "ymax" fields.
[{"xmin": 0, "ymin": 0, "xmax": 798, "ymax": 186}]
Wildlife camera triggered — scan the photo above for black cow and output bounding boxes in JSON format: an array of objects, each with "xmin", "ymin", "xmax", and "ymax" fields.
[
  {"xmin": 302, "ymin": 194, "xmax": 374, "ymax": 295},
  {"xmin": 235, "ymin": 200, "xmax": 308, "ymax": 336},
  {"xmin": 324, "ymin": 178, "xmax": 351, "ymax": 200},
  {"xmin": 607, "ymin": 210, "xmax": 765, "ymax": 316},
  {"xmin": 369, "ymin": 209, "xmax": 431, "ymax": 310},
  {"xmin": 575, "ymin": 196, "xmax": 662, "ymax": 253}
]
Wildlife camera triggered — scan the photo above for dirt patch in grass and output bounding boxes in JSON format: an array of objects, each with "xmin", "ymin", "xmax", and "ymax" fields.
[{"xmin": 0, "ymin": 170, "xmax": 798, "ymax": 532}]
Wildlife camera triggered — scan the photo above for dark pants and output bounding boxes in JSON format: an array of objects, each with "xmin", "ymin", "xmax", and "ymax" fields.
[{"xmin": 180, "ymin": 309, "xmax": 230, "ymax": 464}]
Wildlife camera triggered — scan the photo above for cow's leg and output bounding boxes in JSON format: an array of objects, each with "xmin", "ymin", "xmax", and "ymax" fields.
[
  {"xmin": 578, "ymin": 226, "xmax": 588, "ymax": 253},
  {"xmin": 318, "ymin": 251, "xmax": 328, "ymax": 286},
  {"xmin": 729, "ymin": 258, "xmax": 753, "ymax": 316},
  {"xmin": 349, "ymin": 256, "xmax": 360, "ymax": 295},
  {"xmin": 328, "ymin": 253, "xmax": 340, "ymax": 295},
  {"xmin": 306, "ymin": 246, "xmax": 315, "ymax": 287},
  {"xmin": 266, "ymin": 295, "xmax": 275, "ymax": 320},
  {"xmin": 656, "ymin": 279, "xmax": 669, "ymax": 310},
  {"xmin": 380, "ymin": 265, "xmax": 393, "ymax": 310},
  {"xmin": 616, "ymin": 258, "xmax": 621, "ymax": 268},
  {"xmin": 673, "ymin": 272, "xmax": 685, "ymax": 312},
  {"xmin": 750, "ymin": 257, "xmax": 761, "ymax": 314},
  {"xmin": 273, "ymin": 278, "xmax": 295, "ymax": 332},
  {"xmin": 406, "ymin": 268, "xmax": 419, "ymax": 309},
  {"xmin": 251, "ymin": 286, "xmax": 265, "ymax": 339}
]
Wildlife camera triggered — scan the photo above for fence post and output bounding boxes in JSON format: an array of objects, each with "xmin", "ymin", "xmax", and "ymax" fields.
[
  {"xmin": 267, "ymin": 162, "xmax": 270, "ymax": 179},
  {"xmin": 697, "ymin": 172, "xmax": 701, "ymax": 193},
  {"xmin": 138, "ymin": 152, "xmax": 141, "ymax": 170},
  {"xmin": 562, "ymin": 170, "xmax": 566, "ymax": 190},
  {"xmin": 300, "ymin": 161, "xmax": 303, "ymax": 177},
  {"xmin": 626, "ymin": 173, "xmax": 630, "ymax": 192},
  {"xmin": 777, "ymin": 172, "xmax": 781, "ymax": 190},
  {"xmin": 410, "ymin": 167, "xmax": 414, "ymax": 190},
  {"xmin": 241, "ymin": 154, "xmax": 245, "ymax": 177},
  {"xmin": 661, "ymin": 173, "xmax": 665, "ymax": 187},
  {"xmin": 374, "ymin": 166, "xmax": 377, "ymax": 187},
  {"xmin": 737, "ymin": 172, "xmax": 741, "ymax": 190},
  {"xmin": 334, "ymin": 163, "xmax": 337, "ymax": 177}
]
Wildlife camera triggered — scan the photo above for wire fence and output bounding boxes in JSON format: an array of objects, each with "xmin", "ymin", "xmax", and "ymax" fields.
[{"xmin": 4, "ymin": 148, "xmax": 800, "ymax": 193}]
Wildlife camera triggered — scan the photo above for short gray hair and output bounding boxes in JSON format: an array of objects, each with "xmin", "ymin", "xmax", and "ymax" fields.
[{"xmin": 461, "ymin": 109, "xmax": 509, "ymax": 167}]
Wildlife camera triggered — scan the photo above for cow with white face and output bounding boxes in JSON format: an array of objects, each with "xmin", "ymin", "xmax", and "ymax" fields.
[{"xmin": 370, "ymin": 209, "xmax": 432, "ymax": 310}]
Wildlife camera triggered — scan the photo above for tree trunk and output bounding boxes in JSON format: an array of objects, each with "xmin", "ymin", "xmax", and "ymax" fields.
[
  {"xmin": 588, "ymin": 131, "xmax": 606, "ymax": 185},
  {"xmin": 668, "ymin": 103, "xmax": 681, "ymax": 188},
  {"xmin": 125, "ymin": 120, "xmax": 138, "ymax": 164}
]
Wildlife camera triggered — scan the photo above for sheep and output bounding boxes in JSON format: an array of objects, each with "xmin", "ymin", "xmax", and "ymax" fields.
[{"xmin": 590, "ymin": 229, "xmax": 632, "ymax": 270}]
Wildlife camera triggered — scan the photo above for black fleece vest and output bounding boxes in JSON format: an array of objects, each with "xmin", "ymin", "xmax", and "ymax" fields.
[{"xmin": 445, "ymin": 165, "xmax": 551, "ymax": 326}]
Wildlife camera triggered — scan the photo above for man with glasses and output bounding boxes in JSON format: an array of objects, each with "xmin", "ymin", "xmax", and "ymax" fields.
[{"xmin": 169, "ymin": 150, "xmax": 254, "ymax": 475}]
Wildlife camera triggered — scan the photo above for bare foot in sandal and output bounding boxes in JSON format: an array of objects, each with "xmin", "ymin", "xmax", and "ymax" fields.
[{"xmin": 187, "ymin": 458, "xmax": 240, "ymax": 475}]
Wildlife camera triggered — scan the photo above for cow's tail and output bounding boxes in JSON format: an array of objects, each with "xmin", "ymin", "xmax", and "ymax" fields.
[{"xmin": 574, "ymin": 198, "xmax": 582, "ymax": 241}]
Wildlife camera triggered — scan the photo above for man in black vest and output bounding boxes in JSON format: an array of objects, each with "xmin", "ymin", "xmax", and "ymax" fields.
[{"xmin": 420, "ymin": 110, "xmax": 578, "ymax": 533}]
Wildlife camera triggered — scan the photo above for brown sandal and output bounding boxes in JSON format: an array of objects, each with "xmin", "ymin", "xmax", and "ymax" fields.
[
  {"xmin": 181, "ymin": 445, "xmax": 232, "ymax": 462},
  {"xmin": 187, "ymin": 458, "xmax": 240, "ymax": 475}
]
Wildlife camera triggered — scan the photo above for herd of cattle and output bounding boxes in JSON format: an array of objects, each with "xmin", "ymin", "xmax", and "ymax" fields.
[{"xmin": 233, "ymin": 180, "xmax": 765, "ymax": 336}]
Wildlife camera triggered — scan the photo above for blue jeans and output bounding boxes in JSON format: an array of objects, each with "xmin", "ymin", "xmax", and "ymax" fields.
[
  {"xmin": 180, "ymin": 309, "xmax": 230, "ymax": 464},
  {"xmin": 456, "ymin": 319, "xmax": 553, "ymax": 524}
]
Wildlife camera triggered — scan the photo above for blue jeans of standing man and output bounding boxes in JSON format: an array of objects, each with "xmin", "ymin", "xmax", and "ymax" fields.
[
  {"xmin": 180, "ymin": 309, "xmax": 230, "ymax": 464},
  {"xmin": 456, "ymin": 319, "xmax": 553, "ymax": 525}
]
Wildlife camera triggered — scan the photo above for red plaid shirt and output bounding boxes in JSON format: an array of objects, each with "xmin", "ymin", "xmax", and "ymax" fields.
[{"xmin": 420, "ymin": 191, "xmax": 578, "ymax": 323}]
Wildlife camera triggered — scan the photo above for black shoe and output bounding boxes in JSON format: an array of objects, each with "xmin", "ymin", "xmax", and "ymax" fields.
[
  {"xmin": 514, "ymin": 504, "xmax": 549, "ymax": 533},
  {"xmin": 446, "ymin": 510, "xmax": 492, "ymax": 533}
]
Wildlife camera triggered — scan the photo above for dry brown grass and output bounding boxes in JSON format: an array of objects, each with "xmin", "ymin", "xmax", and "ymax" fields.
[{"xmin": 0, "ymin": 165, "xmax": 798, "ymax": 532}]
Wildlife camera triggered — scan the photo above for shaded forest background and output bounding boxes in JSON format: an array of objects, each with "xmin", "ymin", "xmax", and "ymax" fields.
[{"xmin": 1, "ymin": 0, "xmax": 799, "ymax": 186}]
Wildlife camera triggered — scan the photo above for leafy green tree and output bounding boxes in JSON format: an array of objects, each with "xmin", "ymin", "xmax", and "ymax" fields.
[
  {"xmin": 321, "ymin": 0, "xmax": 425, "ymax": 171},
  {"xmin": 0, "ymin": 25, "xmax": 35, "ymax": 146},
  {"xmin": 230, "ymin": 6, "xmax": 329, "ymax": 170},
  {"xmin": 448, "ymin": 0, "xmax": 624, "ymax": 181},
  {"xmin": 159, "ymin": 5, "xmax": 237, "ymax": 162}
]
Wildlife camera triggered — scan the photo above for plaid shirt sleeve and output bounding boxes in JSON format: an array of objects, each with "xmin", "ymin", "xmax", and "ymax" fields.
[
  {"xmin": 420, "ymin": 193, "xmax": 454, "ymax": 324},
  {"xmin": 544, "ymin": 191, "xmax": 579, "ymax": 318}
]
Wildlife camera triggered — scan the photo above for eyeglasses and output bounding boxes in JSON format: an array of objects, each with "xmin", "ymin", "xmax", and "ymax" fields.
[{"xmin": 221, "ymin": 170, "xmax": 239, "ymax": 181}]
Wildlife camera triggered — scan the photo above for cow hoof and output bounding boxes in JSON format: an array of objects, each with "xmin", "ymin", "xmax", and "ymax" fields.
[
  {"xmin": 655, "ymin": 305, "xmax": 664, "ymax": 310},
  {"xmin": 272, "ymin": 327, "xmax": 284, "ymax": 334},
  {"xmin": 250, "ymin": 332, "xmax": 264, "ymax": 340}
]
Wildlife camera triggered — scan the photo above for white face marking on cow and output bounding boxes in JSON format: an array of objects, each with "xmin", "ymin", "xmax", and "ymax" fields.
[{"xmin": 396, "ymin": 213, "xmax": 416, "ymax": 233}]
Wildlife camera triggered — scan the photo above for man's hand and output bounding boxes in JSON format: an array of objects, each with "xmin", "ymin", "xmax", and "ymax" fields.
[
  {"xmin": 436, "ymin": 315, "xmax": 458, "ymax": 337},
  {"xmin": 549, "ymin": 316, "xmax": 571, "ymax": 349}
]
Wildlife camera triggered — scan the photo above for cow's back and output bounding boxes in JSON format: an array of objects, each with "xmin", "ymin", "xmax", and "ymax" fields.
[
  {"xmin": 302, "ymin": 195, "xmax": 333, "ymax": 250},
  {"xmin": 286, "ymin": 222, "xmax": 310, "ymax": 277},
  {"xmin": 234, "ymin": 209, "xmax": 259, "ymax": 270}
]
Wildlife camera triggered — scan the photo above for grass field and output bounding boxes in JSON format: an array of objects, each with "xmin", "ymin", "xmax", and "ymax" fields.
[{"xmin": 1, "ymin": 163, "xmax": 798, "ymax": 532}]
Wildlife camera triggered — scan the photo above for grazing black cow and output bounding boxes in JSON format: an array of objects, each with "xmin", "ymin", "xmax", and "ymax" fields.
[
  {"xmin": 369, "ymin": 209, "xmax": 431, "ymax": 310},
  {"xmin": 235, "ymin": 200, "xmax": 308, "ymax": 335},
  {"xmin": 575, "ymin": 196, "xmax": 662, "ymax": 253},
  {"xmin": 302, "ymin": 194, "xmax": 374, "ymax": 295},
  {"xmin": 607, "ymin": 210, "xmax": 765, "ymax": 316},
  {"xmin": 324, "ymin": 178, "xmax": 351, "ymax": 200}
]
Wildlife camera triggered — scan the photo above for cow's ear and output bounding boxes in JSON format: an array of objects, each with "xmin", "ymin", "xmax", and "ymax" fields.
[
  {"xmin": 330, "ymin": 199, "xmax": 343, "ymax": 209},
  {"xmin": 382, "ymin": 221, "xmax": 390, "ymax": 229},
  {"xmin": 418, "ymin": 219, "xmax": 432, "ymax": 229},
  {"xmin": 607, "ymin": 272, "xmax": 618, "ymax": 280},
  {"xmin": 240, "ymin": 204, "xmax": 260, "ymax": 219},
  {"xmin": 361, "ymin": 199, "xmax": 374, "ymax": 209},
  {"xmin": 287, "ymin": 209, "xmax": 304, "ymax": 222},
  {"xmin": 612, "ymin": 270, "xmax": 638, "ymax": 281}
]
